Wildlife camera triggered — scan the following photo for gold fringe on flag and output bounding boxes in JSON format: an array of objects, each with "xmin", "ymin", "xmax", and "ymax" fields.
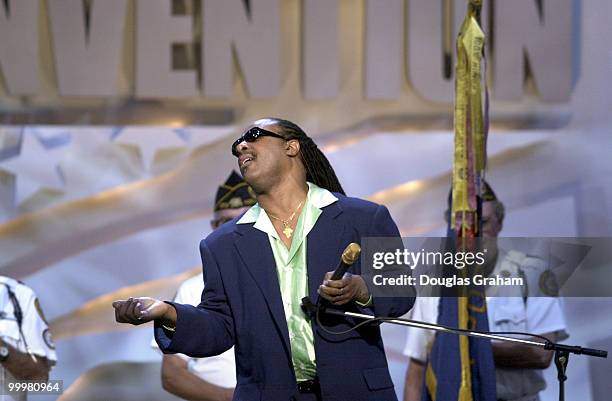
[{"xmin": 452, "ymin": 0, "xmax": 486, "ymax": 238}]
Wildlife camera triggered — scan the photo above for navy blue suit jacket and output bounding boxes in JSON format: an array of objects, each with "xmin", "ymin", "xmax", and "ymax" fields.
[{"xmin": 155, "ymin": 194, "xmax": 414, "ymax": 401}]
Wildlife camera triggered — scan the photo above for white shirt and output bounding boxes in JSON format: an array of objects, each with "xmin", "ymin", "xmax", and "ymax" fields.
[
  {"xmin": 0, "ymin": 277, "xmax": 57, "ymax": 401},
  {"xmin": 403, "ymin": 250, "xmax": 568, "ymax": 401},
  {"xmin": 152, "ymin": 274, "xmax": 236, "ymax": 389}
]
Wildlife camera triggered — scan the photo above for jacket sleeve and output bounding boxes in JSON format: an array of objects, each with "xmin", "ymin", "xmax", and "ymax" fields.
[
  {"xmin": 359, "ymin": 204, "xmax": 415, "ymax": 318},
  {"xmin": 154, "ymin": 240, "xmax": 235, "ymax": 357}
]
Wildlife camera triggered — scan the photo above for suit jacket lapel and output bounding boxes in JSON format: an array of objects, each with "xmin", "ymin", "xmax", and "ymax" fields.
[
  {"xmin": 233, "ymin": 224, "xmax": 292, "ymax": 356},
  {"xmin": 307, "ymin": 201, "xmax": 346, "ymax": 302},
  {"xmin": 232, "ymin": 200, "xmax": 347, "ymax": 361}
]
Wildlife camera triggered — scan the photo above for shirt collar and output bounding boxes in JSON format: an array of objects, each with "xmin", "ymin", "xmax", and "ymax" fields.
[{"xmin": 237, "ymin": 182, "xmax": 338, "ymax": 224}]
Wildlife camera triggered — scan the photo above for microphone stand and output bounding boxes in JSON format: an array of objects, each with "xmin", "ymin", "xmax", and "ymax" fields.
[{"xmin": 301, "ymin": 298, "xmax": 607, "ymax": 401}]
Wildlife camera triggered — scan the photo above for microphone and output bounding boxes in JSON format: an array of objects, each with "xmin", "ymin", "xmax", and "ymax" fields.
[
  {"xmin": 330, "ymin": 243, "xmax": 361, "ymax": 280},
  {"xmin": 301, "ymin": 243, "xmax": 361, "ymax": 318}
]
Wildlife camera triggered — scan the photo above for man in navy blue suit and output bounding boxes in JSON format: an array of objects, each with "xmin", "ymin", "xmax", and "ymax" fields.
[{"xmin": 114, "ymin": 118, "xmax": 414, "ymax": 401}]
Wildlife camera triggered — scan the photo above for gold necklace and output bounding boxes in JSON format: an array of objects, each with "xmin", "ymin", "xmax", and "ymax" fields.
[{"xmin": 266, "ymin": 200, "xmax": 304, "ymax": 239}]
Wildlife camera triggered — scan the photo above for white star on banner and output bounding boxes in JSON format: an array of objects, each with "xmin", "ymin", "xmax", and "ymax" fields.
[
  {"xmin": 188, "ymin": 125, "xmax": 238, "ymax": 148},
  {"xmin": 112, "ymin": 127, "xmax": 189, "ymax": 174},
  {"xmin": 0, "ymin": 131, "xmax": 66, "ymax": 205}
]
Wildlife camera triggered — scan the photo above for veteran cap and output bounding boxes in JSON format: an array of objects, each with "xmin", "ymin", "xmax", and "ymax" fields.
[{"xmin": 214, "ymin": 171, "xmax": 257, "ymax": 212}]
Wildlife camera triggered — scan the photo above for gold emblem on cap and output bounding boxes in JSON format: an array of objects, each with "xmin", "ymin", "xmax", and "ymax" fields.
[
  {"xmin": 228, "ymin": 197, "xmax": 244, "ymax": 208},
  {"xmin": 539, "ymin": 271, "xmax": 559, "ymax": 296}
]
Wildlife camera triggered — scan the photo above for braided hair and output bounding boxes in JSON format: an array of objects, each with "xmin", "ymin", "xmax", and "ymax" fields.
[{"xmin": 266, "ymin": 118, "xmax": 346, "ymax": 195}]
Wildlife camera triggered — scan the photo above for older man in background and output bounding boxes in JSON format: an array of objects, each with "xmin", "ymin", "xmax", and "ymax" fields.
[{"xmin": 403, "ymin": 182, "xmax": 568, "ymax": 401}]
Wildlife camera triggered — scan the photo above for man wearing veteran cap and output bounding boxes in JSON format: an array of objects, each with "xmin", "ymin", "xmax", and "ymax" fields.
[
  {"xmin": 153, "ymin": 171, "xmax": 254, "ymax": 401},
  {"xmin": 403, "ymin": 181, "xmax": 569, "ymax": 401},
  {"xmin": 210, "ymin": 171, "xmax": 257, "ymax": 229}
]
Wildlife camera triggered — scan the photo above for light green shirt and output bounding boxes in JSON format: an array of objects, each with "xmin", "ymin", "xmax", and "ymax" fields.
[{"xmin": 237, "ymin": 182, "xmax": 338, "ymax": 381}]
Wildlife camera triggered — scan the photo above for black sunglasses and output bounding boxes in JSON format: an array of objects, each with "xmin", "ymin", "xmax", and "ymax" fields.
[{"xmin": 232, "ymin": 127, "xmax": 286, "ymax": 157}]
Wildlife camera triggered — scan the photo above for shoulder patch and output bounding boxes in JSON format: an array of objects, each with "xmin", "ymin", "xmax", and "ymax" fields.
[
  {"xmin": 43, "ymin": 329, "xmax": 56, "ymax": 350},
  {"xmin": 539, "ymin": 270, "xmax": 559, "ymax": 296}
]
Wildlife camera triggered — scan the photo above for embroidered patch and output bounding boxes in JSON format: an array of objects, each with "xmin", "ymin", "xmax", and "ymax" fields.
[
  {"xmin": 539, "ymin": 270, "xmax": 559, "ymax": 296},
  {"xmin": 43, "ymin": 329, "xmax": 56, "ymax": 350}
]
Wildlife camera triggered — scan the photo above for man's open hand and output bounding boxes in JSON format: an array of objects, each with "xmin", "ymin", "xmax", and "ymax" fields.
[{"xmin": 112, "ymin": 297, "xmax": 173, "ymax": 325}]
